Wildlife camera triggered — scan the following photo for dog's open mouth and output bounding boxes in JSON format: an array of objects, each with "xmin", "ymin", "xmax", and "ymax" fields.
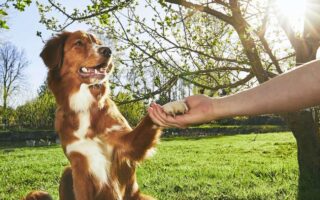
[{"xmin": 78, "ymin": 63, "xmax": 110, "ymax": 80}]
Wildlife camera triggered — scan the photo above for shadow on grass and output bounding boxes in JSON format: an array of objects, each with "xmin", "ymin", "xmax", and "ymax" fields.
[
  {"xmin": 0, "ymin": 142, "xmax": 59, "ymax": 151},
  {"xmin": 298, "ymin": 172, "xmax": 320, "ymax": 200},
  {"xmin": 161, "ymin": 134, "xmax": 234, "ymax": 142}
]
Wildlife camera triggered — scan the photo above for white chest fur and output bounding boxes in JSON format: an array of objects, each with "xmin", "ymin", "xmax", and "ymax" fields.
[
  {"xmin": 66, "ymin": 138, "xmax": 114, "ymax": 186},
  {"xmin": 67, "ymin": 105, "xmax": 114, "ymax": 186},
  {"xmin": 67, "ymin": 83, "xmax": 114, "ymax": 186},
  {"xmin": 69, "ymin": 83, "xmax": 94, "ymax": 112},
  {"xmin": 74, "ymin": 112, "xmax": 91, "ymax": 138}
]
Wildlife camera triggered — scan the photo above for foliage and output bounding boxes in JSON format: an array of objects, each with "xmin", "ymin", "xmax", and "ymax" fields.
[
  {"xmin": 36, "ymin": 0, "xmax": 300, "ymax": 103},
  {"xmin": 4, "ymin": 85, "xmax": 148, "ymax": 130},
  {"xmin": 0, "ymin": 106, "xmax": 15, "ymax": 128},
  {"xmin": 36, "ymin": 0, "xmax": 133, "ymax": 32},
  {"xmin": 113, "ymin": 92, "xmax": 147, "ymax": 126},
  {"xmin": 0, "ymin": 0, "xmax": 32, "ymax": 29},
  {"xmin": 215, "ymin": 115, "xmax": 285, "ymax": 126},
  {"xmin": 0, "ymin": 132, "xmax": 298, "ymax": 199},
  {"xmin": 15, "ymin": 88, "xmax": 56, "ymax": 129}
]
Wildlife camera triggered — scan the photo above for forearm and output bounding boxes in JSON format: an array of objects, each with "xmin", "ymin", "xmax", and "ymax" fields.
[{"xmin": 213, "ymin": 60, "xmax": 320, "ymax": 119}]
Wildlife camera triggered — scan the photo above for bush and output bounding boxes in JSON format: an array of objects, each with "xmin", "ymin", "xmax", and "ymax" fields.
[
  {"xmin": 113, "ymin": 92, "xmax": 147, "ymax": 126},
  {"xmin": 15, "ymin": 91, "xmax": 56, "ymax": 129},
  {"xmin": 215, "ymin": 115, "xmax": 285, "ymax": 126}
]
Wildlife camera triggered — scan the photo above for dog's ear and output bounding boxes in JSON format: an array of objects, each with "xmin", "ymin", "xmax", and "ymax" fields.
[{"xmin": 40, "ymin": 32, "xmax": 71, "ymax": 69}]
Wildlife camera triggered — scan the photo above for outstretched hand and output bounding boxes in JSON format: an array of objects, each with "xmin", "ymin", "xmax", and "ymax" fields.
[{"xmin": 148, "ymin": 95, "xmax": 216, "ymax": 128}]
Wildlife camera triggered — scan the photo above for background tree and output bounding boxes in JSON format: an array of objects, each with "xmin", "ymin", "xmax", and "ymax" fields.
[
  {"xmin": 34, "ymin": 0, "xmax": 320, "ymax": 198},
  {"xmin": 0, "ymin": 42, "xmax": 28, "ymax": 128}
]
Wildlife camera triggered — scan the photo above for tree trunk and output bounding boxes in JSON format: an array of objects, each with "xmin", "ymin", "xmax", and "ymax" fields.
[
  {"xmin": 287, "ymin": 54, "xmax": 320, "ymax": 199},
  {"xmin": 168, "ymin": 0, "xmax": 320, "ymax": 198},
  {"xmin": 285, "ymin": 111, "xmax": 320, "ymax": 199},
  {"xmin": 2, "ymin": 88, "xmax": 8, "ymax": 129},
  {"xmin": 232, "ymin": 0, "xmax": 320, "ymax": 197},
  {"xmin": 286, "ymin": 0, "xmax": 320, "ymax": 197}
]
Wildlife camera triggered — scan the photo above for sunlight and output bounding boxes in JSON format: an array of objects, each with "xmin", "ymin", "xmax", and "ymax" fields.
[
  {"xmin": 275, "ymin": 0, "xmax": 306, "ymax": 32},
  {"xmin": 276, "ymin": 0, "xmax": 306, "ymax": 19}
]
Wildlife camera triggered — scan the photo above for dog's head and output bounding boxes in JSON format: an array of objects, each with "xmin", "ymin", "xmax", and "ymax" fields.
[{"xmin": 40, "ymin": 31, "xmax": 113, "ymax": 86}]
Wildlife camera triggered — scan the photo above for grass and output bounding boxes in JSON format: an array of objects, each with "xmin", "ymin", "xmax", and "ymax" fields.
[
  {"xmin": 0, "ymin": 132, "xmax": 298, "ymax": 200},
  {"xmin": 194, "ymin": 124, "xmax": 283, "ymax": 129}
]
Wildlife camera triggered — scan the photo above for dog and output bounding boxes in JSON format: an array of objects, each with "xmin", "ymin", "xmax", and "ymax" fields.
[{"xmin": 24, "ymin": 31, "xmax": 187, "ymax": 200}]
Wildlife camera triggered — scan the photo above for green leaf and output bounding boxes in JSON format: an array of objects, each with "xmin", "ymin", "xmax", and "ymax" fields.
[
  {"xmin": 0, "ymin": 20, "xmax": 9, "ymax": 29},
  {"xmin": 0, "ymin": 9, "xmax": 8, "ymax": 16},
  {"xmin": 157, "ymin": 21, "xmax": 164, "ymax": 26},
  {"xmin": 165, "ymin": 16, "xmax": 171, "ymax": 26},
  {"xmin": 124, "ymin": 84, "xmax": 131, "ymax": 90},
  {"xmin": 154, "ymin": 76, "xmax": 161, "ymax": 87},
  {"xmin": 158, "ymin": 0, "xmax": 167, "ymax": 7}
]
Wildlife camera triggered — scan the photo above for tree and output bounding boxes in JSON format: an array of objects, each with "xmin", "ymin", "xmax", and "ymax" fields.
[
  {"xmin": 281, "ymin": 0, "xmax": 320, "ymax": 197},
  {"xmin": 35, "ymin": 0, "xmax": 320, "ymax": 198},
  {"xmin": 0, "ymin": 0, "xmax": 32, "ymax": 29},
  {"xmin": 0, "ymin": 42, "xmax": 28, "ymax": 128},
  {"xmin": 15, "ymin": 82, "xmax": 56, "ymax": 129},
  {"xmin": 162, "ymin": 1, "xmax": 320, "ymax": 198}
]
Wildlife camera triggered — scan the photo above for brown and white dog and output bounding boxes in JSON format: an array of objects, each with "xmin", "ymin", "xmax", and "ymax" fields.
[{"xmin": 24, "ymin": 31, "xmax": 187, "ymax": 200}]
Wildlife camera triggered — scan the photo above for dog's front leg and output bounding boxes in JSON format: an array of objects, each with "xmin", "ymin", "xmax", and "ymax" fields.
[
  {"xmin": 65, "ymin": 139, "xmax": 113, "ymax": 200},
  {"xmin": 68, "ymin": 152, "xmax": 96, "ymax": 200},
  {"xmin": 106, "ymin": 115, "xmax": 162, "ymax": 161},
  {"xmin": 106, "ymin": 101, "xmax": 188, "ymax": 161},
  {"xmin": 124, "ymin": 115, "xmax": 162, "ymax": 161}
]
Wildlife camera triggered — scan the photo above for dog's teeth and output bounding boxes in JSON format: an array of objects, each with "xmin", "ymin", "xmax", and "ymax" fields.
[
  {"xmin": 95, "ymin": 69, "xmax": 98, "ymax": 74},
  {"xmin": 81, "ymin": 67, "xmax": 88, "ymax": 73}
]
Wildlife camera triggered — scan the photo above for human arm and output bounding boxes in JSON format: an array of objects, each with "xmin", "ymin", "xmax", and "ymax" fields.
[{"xmin": 148, "ymin": 60, "xmax": 320, "ymax": 128}]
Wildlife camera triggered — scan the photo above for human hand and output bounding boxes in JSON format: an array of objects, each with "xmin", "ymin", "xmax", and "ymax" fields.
[{"xmin": 148, "ymin": 95, "xmax": 216, "ymax": 128}]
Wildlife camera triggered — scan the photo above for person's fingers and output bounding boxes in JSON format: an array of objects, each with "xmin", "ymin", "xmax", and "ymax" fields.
[
  {"xmin": 150, "ymin": 104, "xmax": 186, "ymax": 128},
  {"xmin": 150, "ymin": 102, "xmax": 157, "ymax": 108},
  {"xmin": 152, "ymin": 104, "xmax": 178, "ymax": 127},
  {"xmin": 149, "ymin": 104, "xmax": 171, "ymax": 126},
  {"xmin": 154, "ymin": 104, "xmax": 189, "ymax": 128},
  {"xmin": 153, "ymin": 104, "xmax": 168, "ymax": 118},
  {"xmin": 149, "ymin": 103, "xmax": 190, "ymax": 128},
  {"xmin": 147, "ymin": 107, "xmax": 169, "ymax": 127},
  {"xmin": 149, "ymin": 105, "xmax": 180, "ymax": 128},
  {"xmin": 164, "ymin": 114, "xmax": 189, "ymax": 128}
]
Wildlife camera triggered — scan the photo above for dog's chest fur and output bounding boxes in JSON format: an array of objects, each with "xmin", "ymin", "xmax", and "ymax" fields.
[
  {"xmin": 55, "ymin": 83, "xmax": 132, "ymax": 190},
  {"xmin": 56, "ymin": 83, "xmax": 130, "ymax": 139}
]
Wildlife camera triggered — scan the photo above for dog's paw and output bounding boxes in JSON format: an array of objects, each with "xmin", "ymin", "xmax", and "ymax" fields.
[{"xmin": 162, "ymin": 100, "xmax": 188, "ymax": 117}]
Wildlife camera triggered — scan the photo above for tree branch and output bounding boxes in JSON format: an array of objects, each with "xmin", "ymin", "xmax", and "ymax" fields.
[
  {"xmin": 115, "ymin": 76, "xmax": 178, "ymax": 105},
  {"xmin": 48, "ymin": 0, "xmax": 133, "ymax": 21},
  {"xmin": 165, "ymin": 0, "xmax": 234, "ymax": 25},
  {"xmin": 274, "ymin": 9, "xmax": 298, "ymax": 50},
  {"xmin": 180, "ymin": 72, "xmax": 254, "ymax": 91}
]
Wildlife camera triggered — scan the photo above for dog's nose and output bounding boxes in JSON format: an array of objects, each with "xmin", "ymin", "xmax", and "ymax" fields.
[{"xmin": 98, "ymin": 47, "xmax": 112, "ymax": 57}]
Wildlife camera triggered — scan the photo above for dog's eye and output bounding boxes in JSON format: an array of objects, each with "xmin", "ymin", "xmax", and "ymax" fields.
[{"xmin": 75, "ymin": 40, "xmax": 83, "ymax": 46}]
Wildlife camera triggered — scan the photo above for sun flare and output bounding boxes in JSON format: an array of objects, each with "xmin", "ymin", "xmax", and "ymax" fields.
[
  {"xmin": 275, "ymin": 0, "xmax": 306, "ymax": 20},
  {"xmin": 275, "ymin": 0, "xmax": 306, "ymax": 32}
]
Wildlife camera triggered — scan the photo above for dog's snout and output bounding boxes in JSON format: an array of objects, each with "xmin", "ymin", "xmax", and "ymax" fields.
[{"xmin": 98, "ymin": 47, "xmax": 112, "ymax": 57}]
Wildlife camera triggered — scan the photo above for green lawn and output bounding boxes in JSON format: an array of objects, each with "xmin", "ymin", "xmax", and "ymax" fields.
[{"xmin": 0, "ymin": 132, "xmax": 298, "ymax": 200}]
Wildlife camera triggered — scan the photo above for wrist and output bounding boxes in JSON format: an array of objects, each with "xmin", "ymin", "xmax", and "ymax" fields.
[
  {"xmin": 211, "ymin": 96, "xmax": 236, "ymax": 120},
  {"xmin": 210, "ymin": 98, "xmax": 224, "ymax": 120}
]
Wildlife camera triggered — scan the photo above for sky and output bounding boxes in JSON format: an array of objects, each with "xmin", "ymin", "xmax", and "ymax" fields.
[{"xmin": 2, "ymin": 1, "xmax": 89, "ymax": 106}]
